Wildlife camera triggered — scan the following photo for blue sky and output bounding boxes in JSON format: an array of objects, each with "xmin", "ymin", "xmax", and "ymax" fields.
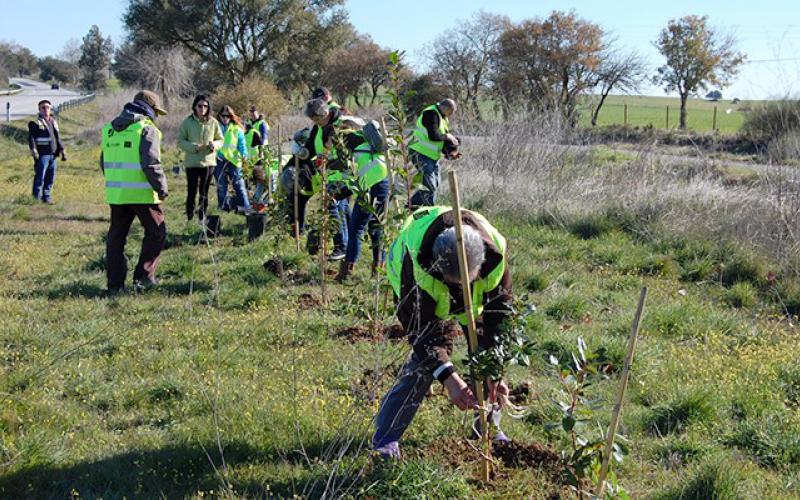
[{"xmin": 2, "ymin": 0, "xmax": 798, "ymax": 99}]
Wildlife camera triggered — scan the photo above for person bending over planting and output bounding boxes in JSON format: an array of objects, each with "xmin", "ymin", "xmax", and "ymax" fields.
[{"xmin": 373, "ymin": 206, "xmax": 513, "ymax": 458}]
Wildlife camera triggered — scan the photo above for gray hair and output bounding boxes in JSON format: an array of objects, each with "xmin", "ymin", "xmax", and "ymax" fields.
[
  {"xmin": 304, "ymin": 98, "xmax": 329, "ymax": 119},
  {"xmin": 438, "ymin": 98, "xmax": 457, "ymax": 113},
  {"xmin": 432, "ymin": 225, "xmax": 485, "ymax": 281}
]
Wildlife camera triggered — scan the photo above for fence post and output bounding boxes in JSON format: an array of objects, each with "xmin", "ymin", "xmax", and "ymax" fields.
[
  {"xmin": 666, "ymin": 106, "xmax": 669, "ymax": 129},
  {"xmin": 5, "ymin": 102, "xmax": 9, "ymax": 123},
  {"xmin": 623, "ymin": 104, "xmax": 628, "ymax": 126},
  {"xmin": 712, "ymin": 106, "xmax": 718, "ymax": 132}
]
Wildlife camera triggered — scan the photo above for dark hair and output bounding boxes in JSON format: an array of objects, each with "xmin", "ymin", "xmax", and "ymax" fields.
[
  {"xmin": 311, "ymin": 87, "xmax": 331, "ymax": 102},
  {"xmin": 192, "ymin": 95, "xmax": 211, "ymax": 119},
  {"xmin": 217, "ymin": 104, "xmax": 243, "ymax": 127},
  {"xmin": 38, "ymin": 100, "xmax": 52, "ymax": 107}
]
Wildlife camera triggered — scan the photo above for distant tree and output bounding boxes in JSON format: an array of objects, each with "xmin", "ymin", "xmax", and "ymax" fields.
[
  {"xmin": 213, "ymin": 74, "xmax": 287, "ymax": 120},
  {"xmin": 79, "ymin": 25, "xmax": 113, "ymax": 90},
  {"xmin": 124, "ymin": 0, "xmax": 352, "ymax": 90},
  {"xmin": 38, "ymin": 57, "xmax": 77, "ymax": 83},
  {"xmin": 654, "ymin": 15, "xmax": 745, "ymax": 129},
  {"xmin": 426, "ymin": 11, "xmax": 510, "ymax": 120},
  {"xmin": 705, "ymin": 90, "xmax": 723, "ymax": 101},
  {"xmin": 590, "ymin": 44, "xmax": 648, "ymax": 125},
  {"xmin": 493, "ymin": 11, "xmax": 604, "ymax": 121},
  {"xmin": 0, "ymin": 42, "xmax": 38, "ymax": 77},
  {"xmin": 0, "ymin": 61, "xmax": 9, "ymax": 88},
  {"xmin": 401, "ymin": 72, "xmax": 450, "ymax": 116},
  {"xmin": 112, "ymin": 41, "xmax": 196, "ymax": 106},
  {"xmin": 324, "ymin": 35, "xmax": 392, "ymax": 107},
  {"xmin": 58, "ymin": 38, "xmax": 83, "ymax": 86}
]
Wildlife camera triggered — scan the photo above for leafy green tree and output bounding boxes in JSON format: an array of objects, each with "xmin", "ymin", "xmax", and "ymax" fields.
[
  {"xmin": 124, "ymin": 0, "xmax": 351, "ymax": 91},
  {"xmin": 0, "ymin": 42, "xmax": 38, "ymax": 77},
  {"xmin": 654, "ymin": 15, "xmax": 745, "ymax": 129},
  {"xmin": 38, "ymin": 57, "xmax": 77, "ymax": 83},
  {"xmin": 79, "ymin": 25, "xmax": 113, "ymax": 90}
]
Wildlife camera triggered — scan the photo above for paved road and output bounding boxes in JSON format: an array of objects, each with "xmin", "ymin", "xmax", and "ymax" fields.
[{"xmin": 2, "ymin": 78, "xmax": 81, "ymax": 121}]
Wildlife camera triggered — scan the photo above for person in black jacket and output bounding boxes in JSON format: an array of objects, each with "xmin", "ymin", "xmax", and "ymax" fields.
[{"xmin": 28, "ymin": 100, "xmax": 67, "ymax": 203}]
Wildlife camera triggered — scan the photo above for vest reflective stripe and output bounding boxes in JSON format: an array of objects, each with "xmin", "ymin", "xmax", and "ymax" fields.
[
  {"xmin": 105, "ymin": 181, "xmax": 153, "ymax": 189},
  {"xmin": 221, "ymin": 124, "xmax": 244, "ymax": 167},
  {"xmin": 35, "ymin": 138, "xmax": 52, "ymax": 144},
  {"xmin": 409, "ymin": 105, "xmax": 449, "ymax": 161},
  {"xmin": 104, "ymin": 161, "xmax": 141, "ymax": 170},
  {"xmin": 386, "ymin": 206, "xmax": 506, "ymax": 325},
  {"xmin": 353, "ymin": 142, "xmax": 388, "ymax": 190},
  {"xmin": 101, "ymin": 119, "xmax": 161, "ymax": 205}
]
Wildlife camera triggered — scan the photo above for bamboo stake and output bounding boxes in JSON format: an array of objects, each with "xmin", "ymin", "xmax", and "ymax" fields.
[
  {"xmin": 596, "ymin": 287, "xmax": 648, "ymax": 497},
  {"xmin": 293, "ymin": 155, "xmax": 301, "ymax": 251},
  {"xmin": 447, "ymin": 170, "xmax": 490, "ymax": 483},
  {"xmin": 319, "ymin": 157, "xmax": 328, "ymax": 305}
]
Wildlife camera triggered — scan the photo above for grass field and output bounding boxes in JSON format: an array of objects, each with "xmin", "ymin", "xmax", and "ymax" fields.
[
  {"xmin": 1, "ymin": 101, "xmax": 800, "ymax": 498},
  {"xmin": 581, "ymin": 95, "xmax": 750, "ymax": 135}
]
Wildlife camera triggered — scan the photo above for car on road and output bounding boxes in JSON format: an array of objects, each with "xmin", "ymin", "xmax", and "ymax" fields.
[{"xmin": 51, "ymin": 83, "xmax": 60, "ymax": 90}]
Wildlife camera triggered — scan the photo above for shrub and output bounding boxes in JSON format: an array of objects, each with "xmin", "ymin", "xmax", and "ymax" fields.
[
  {"xmin": 568, "ymin": 214, "xmax": 615, "ymax": 239},
  {"xmin": 213, "ymin": 74, "xmax": 287, "ymax": 121},
  {"xmin": 524, "ymin": 271, "xmax": 551, "ymax": 292},
  {"xmin": 724, "ymin": 413, "xmax": 800, "ymax": 467},
  {"xmin": 742, "ymin": 99, "xmax": 800, "ymax": 145},
  {"xmin": 721, "ymin": 282, "xmax": 758, "ymax": 309},
  {"xmin": 718, "ymin": 250, "xmax": 766, "ymax": 288}
]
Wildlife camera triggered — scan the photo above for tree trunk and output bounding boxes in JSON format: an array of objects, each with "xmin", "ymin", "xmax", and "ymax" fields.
[
  {"xmin": 591, "ymin": 92, "xmax": 610, "ymax": 126},
  {"xmin": 679, "ymin": 92, "xmax": 688, "ymax": 130}
]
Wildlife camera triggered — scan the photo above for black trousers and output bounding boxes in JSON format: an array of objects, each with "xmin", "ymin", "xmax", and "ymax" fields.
[
  {"xmin": 106, "ymin": 204, "xmax": 166, "ymax": 290},
  {"xmin": 185, "ymin": 166, "xmax": 214, "ymax": 219}
]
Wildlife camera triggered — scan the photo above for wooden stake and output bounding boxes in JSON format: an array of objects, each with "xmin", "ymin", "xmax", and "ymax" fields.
[
  {"xmin": 623, "ymin": 103, "xmax": 628, "ymax": 126},
  {"xmin": 447, "ymin": 170, "xmax": 491, "ymax": 483},
  {"xmin": 293, "ymin": 155, "xmax": 301, "ymax": 252},
  {"xmin": 320, "ymin": 157, "xmax": 328, "ymax": 305},
  {"xmin": 713, "ymin": 106, "xmax": 718, "ymax": 132},
  {"xmin": 596, "ymin": 287, "xmax": 648, "ymax": 497},
  {"xmin": 666, "ymin": 106, "xmax": 670, "ymax": 129}
]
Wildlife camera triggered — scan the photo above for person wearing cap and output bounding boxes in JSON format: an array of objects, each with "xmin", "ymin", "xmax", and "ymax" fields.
[
  {"xmin": 28, "ymin": 99, "xmax": 67, "ymax": 204},
  {"xmin": 373, "ymin": 206, "xmax": 513, "ymax": 458},
  {"xmin": 100, "ymin": 90, "xmax": 169, "ymax": 294},
  {"xmin": 408, "ymin": 99, "xmax": 460, "ymax": 207},
  {"xmin": 178, "ymin": 95, "xmax": 224, "ymax": 221}
]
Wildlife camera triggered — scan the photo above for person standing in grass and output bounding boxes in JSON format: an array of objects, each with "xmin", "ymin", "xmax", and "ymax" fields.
[
  {"xmin": 28, "ymin": 99, "xmax": 67, "ymax": 204},
  {"xmin": 373, "ymin": 206, "xmax": 513, "ymax": 458},
  {"xmin": 100, "ymin": 90, "xmax": 169, "ymax": 294},
  {"xmin": 178, "ymin": 95, "xmax": 223, "ymax": 221},
  {"xmin": 214, "ymin": 105, "xmax": 250, "ymax": 212},
  {"xmin": 408, "ymin": 99, "xmax": 460, "ymax": 207}
]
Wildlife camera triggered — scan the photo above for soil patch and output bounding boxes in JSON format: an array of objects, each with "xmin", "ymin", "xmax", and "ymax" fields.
[
  {"xmin": 298, "ymin": 292, "xmax": 322, "ymax": 310},
  {"xmin": 509, "ymin": 382, "xmax": 531, "ymax": 405},
  {"xmin": 334, "ymin": 323, "xmax": 406, "ymax": 343}
]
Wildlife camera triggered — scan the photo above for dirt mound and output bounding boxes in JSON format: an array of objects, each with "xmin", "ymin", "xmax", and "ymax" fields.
[
  {"xmin": 263, "ymin": 258, "xmax": 285, "ymax": 278},
  {"xmin": 509, "ymin": 382, "xmax": 531, "ymax": 405},
  {"xmin": 492, "ymin": 440, "xmax": 561, "ymax": 469},
  {"xmin": 298, "ymin": 292, "xmax": 321, "ymax": 309},
  {"xmin": 334, "ymin": 323, "xmax": 405, "ymax": 343}
]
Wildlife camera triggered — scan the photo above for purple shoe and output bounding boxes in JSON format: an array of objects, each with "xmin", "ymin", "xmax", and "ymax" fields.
[
  {"xmin": 493, "ymin": 431, "xmax": 511, "ymax": 443},
  {"xmin": 374, "ymin": 441, "xmax": 401, "ymax": 459}
]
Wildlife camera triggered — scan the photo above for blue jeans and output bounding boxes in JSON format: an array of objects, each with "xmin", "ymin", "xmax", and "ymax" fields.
[
  {"xmin": 373, "ymin": 353, "xmax": 434, "ymax": 449},
  {"xmin": 214, "ymin": 159, "xmax": 250, "ymax": 211},
  {"xmin": 345, "ymin": 179, "xmax": 389, "ymax": 264},
  {"xmin": 330, "ymin": 196, "xmax": 349, "ymax": 252},
  {"xmin": 32, "ymin": 154, "xmax": 57, "ymax": 201},
  {"xmin": 409, "ymin": 152, "xmax": 439, "ymax": 207}
]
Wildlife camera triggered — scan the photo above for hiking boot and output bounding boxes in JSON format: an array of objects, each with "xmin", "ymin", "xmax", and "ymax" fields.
[
  {"xmin": 374, "ymin": 441, "xmax": 401, "ymax": 460},
  {"xmin": 336, "ymin": 261, "xmax": 355, "ymax": 282},
  {"xmin": 106, "ymin": 286, "xmax": 126, "ymax": 298},
  {"xmin": 328, "ymin": 248, "xmax": 346, "ymax": 261}
]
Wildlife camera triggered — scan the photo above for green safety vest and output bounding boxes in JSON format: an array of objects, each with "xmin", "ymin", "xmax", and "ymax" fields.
[
  {"xmin": 409, "ymin": 105, "xmax": 449, "ymax": 161},
  {"xmin": 245, "ymin": 128, "xmax": 261, "ymax": 163},
  {"xmin": 313, "ymin": 117, "xmax": 340, "ymax": 162},
  {"xmin": 101, "ymin": 119, "xmax": 161, "ymax": 205},
  {"xmin": 352, "ymin": 133, "xmax": 388, "ymax": 190},
  {"xmin": 251, "ymin": 118, "xmax": 269, "ymax": 145},
  {"xmin": 221, "ymin": 123, "xmax": 244, "ymax": 167},
  {"xmin": 386, "ymin": 206, "xmax": 507, "ymax": 325}
]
